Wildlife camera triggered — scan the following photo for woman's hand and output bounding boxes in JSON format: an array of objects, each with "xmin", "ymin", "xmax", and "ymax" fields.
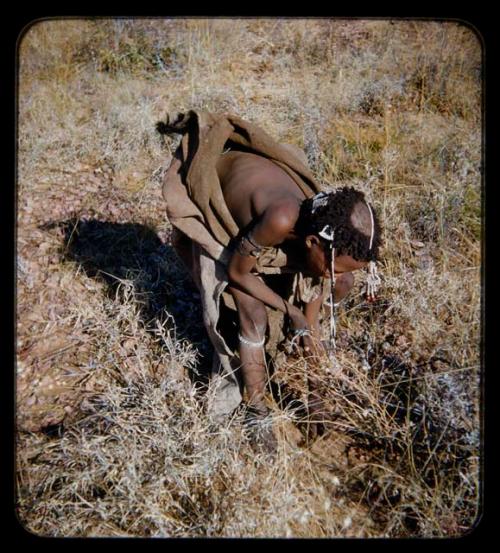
[
  {"xmin": 287, "ymin": 304, "xmax": 310, "ymax": 333},
  {"xmin": 287, "ymin": 305, "xmax": 325, "ymax": 359}
]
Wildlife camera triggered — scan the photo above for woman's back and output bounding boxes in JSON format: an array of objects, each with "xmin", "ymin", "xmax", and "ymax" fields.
[{"xmin": 216, "ymin": 150, "xmax": 306, "ymax": 230}]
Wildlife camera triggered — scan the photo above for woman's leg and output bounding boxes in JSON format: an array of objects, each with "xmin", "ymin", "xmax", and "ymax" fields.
[
  {"xmin": 171, "ymin": 229, "xmax": 196, "ymax": 277},
  {"xmin": 227, "ymin": 285, "xmax": 269, "ymax": 414}
]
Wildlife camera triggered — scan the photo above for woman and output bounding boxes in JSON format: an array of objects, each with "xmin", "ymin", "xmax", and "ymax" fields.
[{"xmin": 159, "ymin": 111, "xmax": 382, "ymax": 446}]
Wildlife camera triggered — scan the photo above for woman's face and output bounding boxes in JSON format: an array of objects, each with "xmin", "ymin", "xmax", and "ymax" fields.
[{"xmin": 304, "ymin": 235, "xmax": 368, "ymax": 277}]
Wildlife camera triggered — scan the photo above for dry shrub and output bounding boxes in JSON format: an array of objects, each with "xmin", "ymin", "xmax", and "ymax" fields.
[
  {"xmin": 17, "ymin": 18, "xmax": 482, "ymax": 537},
  {"xmin": 17, "ymin": 285, "xmax": 366, "ymax": 538}
]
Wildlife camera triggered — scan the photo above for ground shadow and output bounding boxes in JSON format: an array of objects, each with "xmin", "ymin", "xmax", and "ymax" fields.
[{"xmin": 40, "ymin": 217, "xmax": 214, "ymax": 384}]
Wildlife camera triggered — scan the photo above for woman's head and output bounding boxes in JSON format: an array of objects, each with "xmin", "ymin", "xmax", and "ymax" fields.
[{"xmin": 295, "ymin": 187, "xmax": 382, "ymax": 276}]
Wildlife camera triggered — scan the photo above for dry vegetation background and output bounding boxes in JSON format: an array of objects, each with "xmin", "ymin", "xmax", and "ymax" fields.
[{"xmin": 16, "ymin": 18, "xmax": 482, "ymax": 538}]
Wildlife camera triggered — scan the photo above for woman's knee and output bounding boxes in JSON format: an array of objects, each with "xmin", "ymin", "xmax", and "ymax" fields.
[
  {"xmin": 335, "ymin": 272, "xmax": 354, "ymax": 300},
  {"xmin": 237, "ymin": 298, "xmax": 268, "ymax": 339}
]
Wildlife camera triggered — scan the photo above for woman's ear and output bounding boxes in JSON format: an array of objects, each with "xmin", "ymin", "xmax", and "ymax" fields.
[{"xmin": 305, "ymin": 234, "xmax": 320, "ymax": 249}]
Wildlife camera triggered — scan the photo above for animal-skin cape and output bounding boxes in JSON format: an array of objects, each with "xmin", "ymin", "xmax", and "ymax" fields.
[{"xmin": 159, "ymin": 111, "xmax": 327, "ymax": 418}]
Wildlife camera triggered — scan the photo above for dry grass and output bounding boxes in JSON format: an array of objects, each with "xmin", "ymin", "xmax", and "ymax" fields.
[{"xmin": 16, "ymin": 18, "xmax": 482, "ymax": 538}]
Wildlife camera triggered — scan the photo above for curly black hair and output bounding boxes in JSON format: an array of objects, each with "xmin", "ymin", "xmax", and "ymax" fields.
[{"xmin": 295, "ymin": 186, "xmax": 382, "ymax": 262}]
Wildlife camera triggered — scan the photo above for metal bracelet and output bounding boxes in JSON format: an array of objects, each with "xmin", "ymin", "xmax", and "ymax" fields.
[
  {"xmin": 236, "ymin": 232, "xmax": 264, "ymax": 258},
  {"xmin": 238, "ymin": 333, "xmax": 266, "ymax": 348},
  {"xmin": 293, "ymin": 328, "xmax": 312, "ymax": 337},
  {"xmin": 289, "ymin": 328, "xmax": 312, "ymax": 349}
]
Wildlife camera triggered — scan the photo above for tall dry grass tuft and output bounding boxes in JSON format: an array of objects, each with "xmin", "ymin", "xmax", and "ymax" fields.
[{"xmin": 17, "ymin": 18, "xmax": 482, "ymax": 537}]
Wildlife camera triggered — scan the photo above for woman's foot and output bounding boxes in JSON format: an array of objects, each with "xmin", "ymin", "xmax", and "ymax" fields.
[{"xmin": 243, "ymin": 404, "xmax": 278, "ymax": 455}]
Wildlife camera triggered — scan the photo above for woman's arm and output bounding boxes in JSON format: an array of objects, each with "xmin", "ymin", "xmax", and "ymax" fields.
[
  {"xmin": 227, "ymin": 202, "xmax": 309, "ymax": 330},
  {"xmin": 304, "ymin": 293, "xmax": 324, "ymax": 333},
  {"xmin": 302, "ymin": 293, "xmax": 328, "ymax": 357}
]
